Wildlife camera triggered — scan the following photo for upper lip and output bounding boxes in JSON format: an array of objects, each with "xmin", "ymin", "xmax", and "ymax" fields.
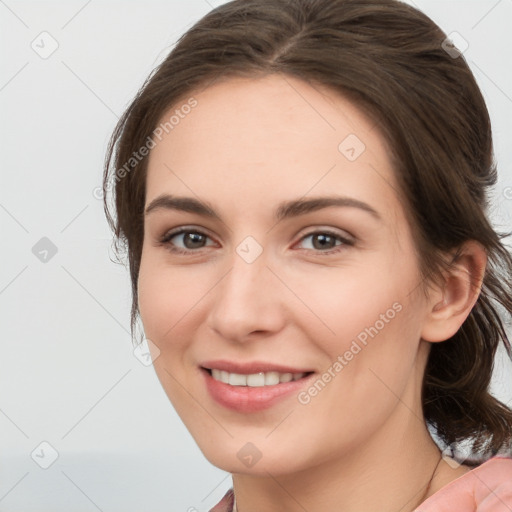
[{"xmin": 201, "ymin": 360, "xmax": 314, "ymax": 374}]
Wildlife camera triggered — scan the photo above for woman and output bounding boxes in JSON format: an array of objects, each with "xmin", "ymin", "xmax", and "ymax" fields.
[{"xmin": 103, "ymin": 0, "xmax": 512, "ymax": 510}]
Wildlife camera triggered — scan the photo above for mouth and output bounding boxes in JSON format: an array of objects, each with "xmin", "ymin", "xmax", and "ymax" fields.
[
  {"xmin": 205, "ymin": 368, "xmax": 311, "ymax": 386},
  {"xmin": 200, "ymin": 361, "xmax": 315, "ymax": 412}
]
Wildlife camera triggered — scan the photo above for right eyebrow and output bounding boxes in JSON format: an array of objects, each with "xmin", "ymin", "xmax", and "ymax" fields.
[{"xmin": 144, "ymin": 194, "xmax": 221, "ymax": 220}]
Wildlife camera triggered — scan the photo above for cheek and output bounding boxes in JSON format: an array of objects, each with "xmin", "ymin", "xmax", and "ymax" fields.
[
  {"xmin": 137, "ymin": 252, "xmax": 201, "ymax": 351},
  {"xmin": 285, "ymin": 250, "xmax": 420, "ymax": 353},
  {"xmin": 291, "ymin": 248, "xmax": 425, "ymax": 408}
]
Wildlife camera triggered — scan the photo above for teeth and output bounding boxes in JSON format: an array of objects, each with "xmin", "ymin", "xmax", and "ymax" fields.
[
  {"xmin": 228, "ymin": 373, "xmax": 247, "ymax": 386},
  {"xmin": 247, "ymin": 373, "xmax": 265, "ymax": 387},
  {"xmin": 210, "ymin": 369, "xmax": 307, "ymax": 387},
  {"xmin": 265, "ymin": 371, "xmax": 280, "ymax": 386}
]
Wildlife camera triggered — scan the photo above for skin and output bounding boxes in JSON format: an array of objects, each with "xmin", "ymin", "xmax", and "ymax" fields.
[{"xmin": 138, "ymin": 74, "xmax": 486, "ymax": 512}]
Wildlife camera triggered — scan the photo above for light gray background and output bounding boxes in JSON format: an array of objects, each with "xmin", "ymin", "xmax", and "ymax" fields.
[{"xmin": 1, "ymin": 1, "xmax": 511, "ymax": 511}]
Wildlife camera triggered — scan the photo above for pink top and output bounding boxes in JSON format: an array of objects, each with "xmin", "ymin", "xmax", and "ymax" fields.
[
  {"xmin": 209, "ymin": 456, "xmax": 512, "ymax": 512},
  {"xmin": 418, "ymin": 456, "xmax": 512, "ymax": 511}
]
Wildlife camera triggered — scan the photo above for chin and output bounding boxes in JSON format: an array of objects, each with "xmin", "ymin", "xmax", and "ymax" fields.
[{"xmin": 193, "ymin": 435, "xmax": 317, "ymax": 476}]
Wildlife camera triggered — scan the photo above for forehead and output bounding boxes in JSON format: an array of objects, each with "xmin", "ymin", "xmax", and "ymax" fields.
[{"xmin": 145, "ymin": 74, "xmax": 400, "ymax": 217}]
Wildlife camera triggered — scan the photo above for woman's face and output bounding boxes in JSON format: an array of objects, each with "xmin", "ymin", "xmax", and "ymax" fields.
[{"xmin": 139, "ymin": 74, "xmax": 433, "ymax": 475}]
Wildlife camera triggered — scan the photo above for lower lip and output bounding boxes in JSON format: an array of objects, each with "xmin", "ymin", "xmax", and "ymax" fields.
[{"xmin": 202, "ymin": 369, "xmax": 313, "ymax": 413}]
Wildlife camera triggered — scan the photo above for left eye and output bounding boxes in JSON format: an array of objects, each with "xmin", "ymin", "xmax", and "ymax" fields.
[{"xmin": 297, "ymin": 232, "xmax": 352, "ymax": 252}]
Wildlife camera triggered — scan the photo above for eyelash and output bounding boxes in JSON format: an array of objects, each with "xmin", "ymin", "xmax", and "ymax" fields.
[{"xmin": 158, "ymin": 227, "xmax": 354, "ymax": 256}]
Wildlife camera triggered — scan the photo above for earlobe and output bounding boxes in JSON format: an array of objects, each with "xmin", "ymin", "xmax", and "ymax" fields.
[{"xmin": 421, "ymin": 241, "xmax": 487, "ymax": 343}]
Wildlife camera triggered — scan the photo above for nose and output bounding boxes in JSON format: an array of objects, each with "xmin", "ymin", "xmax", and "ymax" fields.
[{"xmin": 206, "ymin": 249, "xmax": 287, "ymax": 343}]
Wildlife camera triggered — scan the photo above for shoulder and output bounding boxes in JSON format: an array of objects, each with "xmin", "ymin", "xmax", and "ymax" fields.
[
  {"xmin": 417, "ymin": 456, "xmax": 512, "ymax": 512},
  {"xmin": 209, "ymin": 488, "xmax": 234, "ymax": 512},
  {"xmin": 471, "ymin": 457, "xmax": 512, "ymax": 508}
]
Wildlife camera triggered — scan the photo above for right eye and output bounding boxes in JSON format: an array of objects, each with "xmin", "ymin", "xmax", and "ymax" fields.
[{"xmin": 159, "ymin": 228, "xmax": 217, "ymax": 254}]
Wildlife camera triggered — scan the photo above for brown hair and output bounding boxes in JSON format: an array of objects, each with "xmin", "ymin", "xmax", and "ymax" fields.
[{"xmin": 103, "ymin": 0, "xmax": 512, "ymax": 461}]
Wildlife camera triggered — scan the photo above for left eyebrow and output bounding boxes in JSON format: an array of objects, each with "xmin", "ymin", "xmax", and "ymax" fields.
[
  {"xmin": 275, "ymin": 196, "xmax": 381, "ymax": 222},
  {"xmin": 144, "ymin": 194, "xmax": 381, "ymax": 222}
]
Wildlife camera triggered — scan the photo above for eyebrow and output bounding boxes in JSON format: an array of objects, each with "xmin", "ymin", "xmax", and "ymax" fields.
[{"xmin": 144, "ymin": 194, "xmax": 381, "ymax": 222}]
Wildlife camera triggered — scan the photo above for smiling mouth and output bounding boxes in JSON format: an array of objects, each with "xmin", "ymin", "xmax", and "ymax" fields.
[
  {"xmin": 201, "ymin": 365, "xmax": 316, "ymax": 412},
  {"xmin": 205, "ymin": 368, "xmax": 313, "ymax": 387}
]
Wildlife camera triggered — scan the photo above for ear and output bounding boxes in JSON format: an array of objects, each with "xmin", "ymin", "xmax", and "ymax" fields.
[{"xmin": 421, "ymin": 241, "xmax": 487, "ymax": 343}]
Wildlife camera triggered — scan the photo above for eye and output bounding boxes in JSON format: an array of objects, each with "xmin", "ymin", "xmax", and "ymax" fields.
[
  {"xmin": 159, "ymin": 228, "xmax": 216, "ymax": 254},
  {"xmin": 296, "ymin": 230, "xmax": 353, "ymax": 254},
  {"xmin": 158, "ymin": 227, "xmax": 353, "ymax": 255}
]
